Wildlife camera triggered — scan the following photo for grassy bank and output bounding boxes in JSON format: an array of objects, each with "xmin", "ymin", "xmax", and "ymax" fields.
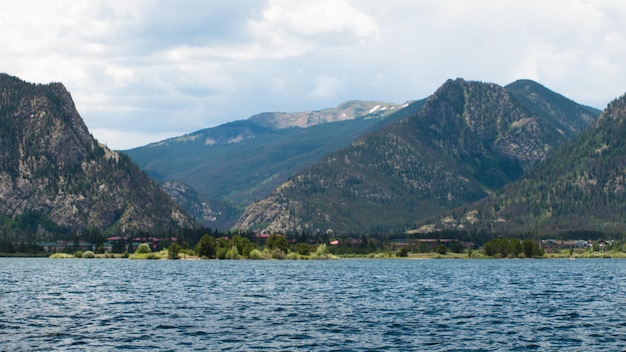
[
  {"xmin": 546, "ymin": 249, "xmax": 626, "ymax": 259},
  {"xmin": 0, "ymin": 252, "xmax": 50, "ymax": 257},
  {"xmin": 46, "ymin": 248, "xmax": 626, "ymax": 260}
]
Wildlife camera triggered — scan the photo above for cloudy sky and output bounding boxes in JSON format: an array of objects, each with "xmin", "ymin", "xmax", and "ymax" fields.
[{"xmin": 1, "ymin": 0, "xmax": 625, "ymax": 149}]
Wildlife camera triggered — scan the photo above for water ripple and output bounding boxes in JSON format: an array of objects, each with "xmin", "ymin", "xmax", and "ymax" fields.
[{"xmin": 2, "ymin": 258, "xmax": 626, "ymax": 350}]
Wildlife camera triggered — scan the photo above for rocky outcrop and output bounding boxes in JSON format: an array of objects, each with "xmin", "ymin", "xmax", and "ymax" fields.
[
  {"xmin": 248, "ymin": 100, "xmax": 404, "ymax": 129},
  {"xmin": 0, "ymin": 73, "xmax": 194, "ymax": 238}
]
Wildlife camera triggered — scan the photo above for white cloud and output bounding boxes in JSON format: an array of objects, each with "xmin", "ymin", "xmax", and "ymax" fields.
[
  {"xmin": 306, "ymin": 76, "xmax": 345, "ymax": 99},
  {"xmin": 0, "ymin": 0, "xmax": 625, "ymax": 149},
  {"xmin": 258, "ymin": 0, "xmax": 380, "ymax": 39},
  {"xmin": 105, "ymin": 66, "xmax": 137, "ymax": 87}
]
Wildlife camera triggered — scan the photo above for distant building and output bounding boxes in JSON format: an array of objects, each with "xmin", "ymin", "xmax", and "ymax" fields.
[{"xmin": 37, "ymin": 240, "xmax": 93, "ymax": 252}]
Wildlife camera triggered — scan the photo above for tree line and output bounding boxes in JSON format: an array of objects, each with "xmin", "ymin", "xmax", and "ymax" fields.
[{"xmin": 482, "ymin": 238, "xmax": 544, "ymax": 258}]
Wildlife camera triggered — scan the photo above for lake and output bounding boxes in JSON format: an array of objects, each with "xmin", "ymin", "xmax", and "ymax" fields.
[{"xmin": 1, "ymin": 258, "xmax": 626, "ymax": 351}]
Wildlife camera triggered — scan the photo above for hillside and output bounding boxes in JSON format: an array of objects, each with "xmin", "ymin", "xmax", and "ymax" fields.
[
  {"xmin": 235, "ymin": 79, "xmax": 600, "ymax": 234},
  {"xmin": 506, "ymin": 79, "xmax": 599, "ymax": 138},
  {"xmin": 421, "ymin": 92, "xmax": 626, "ymax": 233},
  {"xmin": 125, "ymin": 100, "xmax": 418, "ymax": 228},
  {"xmin": 0, "ymin": 73, "xmax": 194, "ymax": 241}
]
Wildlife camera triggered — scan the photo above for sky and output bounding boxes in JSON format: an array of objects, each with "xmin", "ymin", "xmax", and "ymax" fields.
[{"xmin": 1, "ymin": 0, "xmax": 625, "ymax": 150}]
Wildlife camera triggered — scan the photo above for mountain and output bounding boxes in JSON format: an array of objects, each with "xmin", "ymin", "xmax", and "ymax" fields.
[
  {"xmin": 421, "ymin": 91, "xmax": 626, "ymax": 234},
  {"xmin": 235, "ymin": 78, "xmax": 600, "ymax": 234},
  {"xmin": 0, "ymin": 73, "xmax": 194, "ymax": 240},
  {"xmin": 125, "ymin": 100, "xmax": 417, "ymax": 229},
  {"xmin": 248, "ymin": 100, "xmax": 403, "ymax": 129},
  {"xmin": 505, "ymin": 79, "xmax": 599, "ymax": 138}
]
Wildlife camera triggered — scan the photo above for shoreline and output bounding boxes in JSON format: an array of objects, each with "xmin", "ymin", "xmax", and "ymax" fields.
[{"xmin": 0, "ymin": 252, "xmax": 622, "ymax": 260}]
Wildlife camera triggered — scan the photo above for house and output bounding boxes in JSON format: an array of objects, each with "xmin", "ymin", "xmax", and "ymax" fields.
[
  {"xmin": 255, "ymin": 233, "xmax": 271, "ymax": 240},
  {"xmin": 540, "ymin": 239, "xmax": 593, "ymax": 250}
]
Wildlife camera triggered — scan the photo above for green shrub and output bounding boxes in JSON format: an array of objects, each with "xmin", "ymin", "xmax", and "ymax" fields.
[
  {"xmin": 286, "ymin": 252, "xmax": 299, "ymax": 260},
  {"xmin": 436, "ymin": 244, "xmax": 448, "ymax": 255},
  {"xmin": 216, "ymin": 247, "xmax": 228, "ymax": 259},
  {"xmin": 49, "ymin": 253, "xmax": 73, "ymax": 258},
  {"xmin": 122, "ymin": 251, "xmax": 129, "ymax": 258},
  {"xmin": 266, "ymin": 234, "xmax": 288, "ymax": 252},
  {"xmin": 168, "ymin": 243, "xmax": 181, "ymax": 259},
  {"xmin": 196, "ymin": 235, "xmax": 216, "ymax": 258},
  {"xmin": 271, "ymin": 248, "xmax": 286, "ymax": 259},
  {"xmin": 225, "ymin": 245, "xmax": 240, "ymax": 259},
  {"xmin": 294, "ymin": 242, "xmax": 311, "ymax": 255},
  {"xmin": 311, "ymin": 244, "xmax": 339, "ymax": 259},
  {"xmin": 396, "ymin": 248, "xmax": 408, "ymax": 257},
  {"xmin": 74, "ymin": 250, "xmax": 83, "ymax": 258},
  {"xmin": 249, "ymin": 249, "xmax": 264, "ymax": 259},
  {"xmin": 313, "ymin": 244, "xmax": 328, "ymax": 257},
  {"xmin": 82, "ymin": 250, "xmax": 95, "ymax": 258},
  {"xmin": 136, "ymin": 243, "xmax": 151, "ymax": 254}
]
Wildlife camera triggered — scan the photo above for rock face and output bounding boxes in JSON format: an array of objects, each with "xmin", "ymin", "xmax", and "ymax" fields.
[
  {"xmin": 160, "ymin": 180, "xmax": 238, "ymax": 226},
  {"xmin": 248, "ymin": 100, "xmax": 404, "ymax": 129},
  {"xmin": 0, "ymin": 74, "xmax": 194, "ymax": 239},
  {"xmin": 235, "ymin": 79, "xmax": 600, "ymax": 234}
]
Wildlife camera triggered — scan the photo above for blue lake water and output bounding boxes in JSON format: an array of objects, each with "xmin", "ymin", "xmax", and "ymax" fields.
[{"xmin": 1, "ymin": 258, "xmax": 626, "ymax": 351}]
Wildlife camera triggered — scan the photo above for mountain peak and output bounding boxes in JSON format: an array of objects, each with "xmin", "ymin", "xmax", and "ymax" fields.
[
  {"xmin": 427, "ymin": 89, "xmax": 626, "ymax": 233},
  {"xmin": 505, "ymin": 79, "xmax": 600, "ymax": 137},
  {"xmin": 601, "ymin": 92, "xmax": 626, "ymax": 121},
  {"xmin": 248, "ymin": 100, "xmax": 404, "ymax": 129},
  {"xmin": 235, "ymin": 78, "xmax": 600, "ymax": 234},
  {"xmin": 0, "ymin": 73, "xmax": 195, "ymax": 238}
]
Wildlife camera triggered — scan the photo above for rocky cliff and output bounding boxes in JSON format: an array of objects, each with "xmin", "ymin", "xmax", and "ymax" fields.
[{"xmin": 0, "ymin": 73, "xmax": 194, "ymax": 239}]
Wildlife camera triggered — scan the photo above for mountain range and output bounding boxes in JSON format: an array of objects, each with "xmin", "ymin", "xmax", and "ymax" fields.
[
  {"xmin": 2, "ymin": 71, "xmax": 618, "ymax": 243},
  {"xmin": 234, "ymin": 79, "xmax": 600, "ymax": 234},
  {"xmin": 0, "ymin": 73, "xmax": 194, "ymax": 241},
  {"xmin": 125, "ymin": 100, "xmax": 422, "ymax": 228},
  {"xmin": 421, "ymin": 91, "xmax": 626, "ymax": 234}
]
